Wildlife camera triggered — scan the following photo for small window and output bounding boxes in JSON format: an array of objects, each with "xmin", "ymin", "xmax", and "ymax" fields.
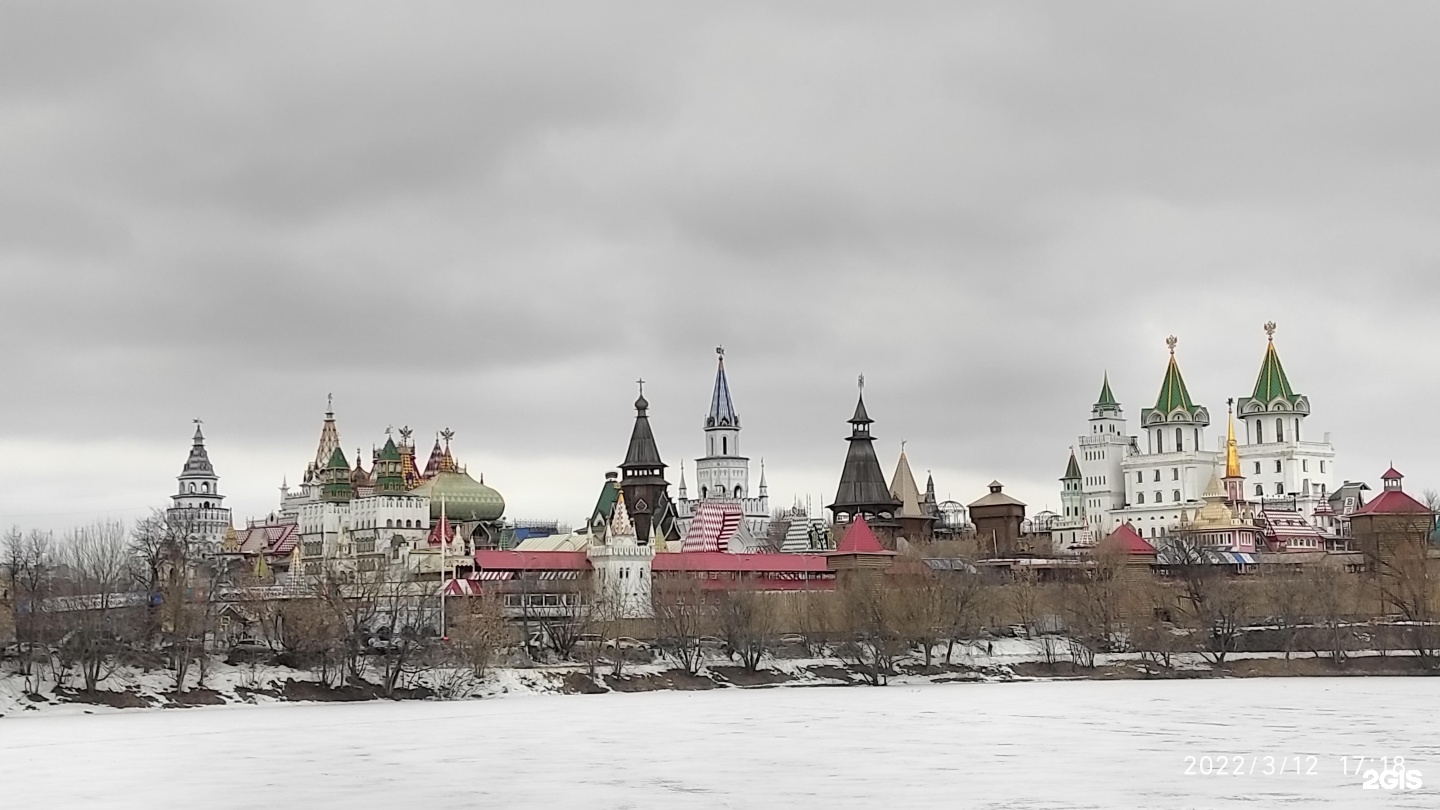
[
  {"xmin": 1320, "ymin": 461, "xmax": 1327, "ymax": 473},
  {"xmin": 1138, "ymin": 492, "xmax": 1145, "ymax": 504},
  {"xmin": 1254, "ymin": 462, "xmax": 1261, "ymax": 475},
  {"xmin": 1275, "ymin": 460, "xmax": 1282, "ymax": 473},
  {"xmin": 1172, "ymin": 490, "xmax": 1181, "ymax": 503},
  {"xmin": 1154, "ymin": 491, "xmax": 1162, "ymax": 503},
  {"xmin": 1255, "ymin": 484, "xmax": 1264, "ymax": 497},
  {"xmin": 1137, "ymin": 472, "xmax": 1143, "ymax": 484},
  {"xmin": 1153, "ymin": 470, "xmax": 1161, "ymax": 482},
  {"xmin": 1276, "ymin": 483, "xmax": 1285, "ymax": 496},
  {"xmin": 1172, "ymin": 468, "xmax": 1180, "ymax": 481},
  {"xmin": 1302, "ymin": 459, "xmax": 1308, "ymax": 472}
]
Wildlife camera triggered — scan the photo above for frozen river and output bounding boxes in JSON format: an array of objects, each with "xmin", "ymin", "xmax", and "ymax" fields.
[{"xmin": 2, "ymin": 677, "xmax": 1436, "ymax": 809}]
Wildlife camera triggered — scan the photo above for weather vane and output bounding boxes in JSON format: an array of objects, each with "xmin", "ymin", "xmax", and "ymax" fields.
[
  {"xmin": 858, "ymin": 373, "xmax": 865, "ymax": 391},
  {"xmin": 1165, "ymin": 335, "xmax": 1178, "ymax": 354},
  {"xmin": 716, "ymin": 346, "xmax": 724, "ymax": 357}
]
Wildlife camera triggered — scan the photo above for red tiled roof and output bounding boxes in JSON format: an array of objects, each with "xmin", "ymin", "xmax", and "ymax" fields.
[
  {"xmin": 1382, "ymin": 467, "xmax": 1405, "ymax": 480},
  {"xmin": 1352, "ymin": 490, "xmax": 1432, "ymax": 516},
  {"xmin": 1100, "ymin": 523, "xmax": 1156, "ymax": 555},
  {"xmin": 473, "ymin": 550, "xmax": 592, "ymax": 571},
  {"xmin": 832, "ymin": 514, "xmax": 893, "ymax": 555},
  {"xmin": 653, "ymin": 552, "xmax": 832, "ymax": 573}
]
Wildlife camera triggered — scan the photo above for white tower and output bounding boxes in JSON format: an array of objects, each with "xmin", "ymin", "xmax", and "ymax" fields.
[
  {"xmin": 167, "ymin": 420, "xmax": 232, "ymax": 548},
  {"xmin": 678, "ymin": 348, "xmax": 771, "ymax": 538},
  {"xmin": 1076, "ymin": 374, "xmax": 1133, "ymax": 535},
  {"xmin": 1234, "ymin": 322, "xmax": 1336, "ymax": 519}
]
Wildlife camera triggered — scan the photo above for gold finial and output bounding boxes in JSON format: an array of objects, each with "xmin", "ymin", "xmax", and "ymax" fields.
[
  {"xmin": 1165, "ymin": 335, "xmax": 1178, "ymax": 354},
  {"xmin": 1264, "ymin": 321, "xmax": 1277, "ymax": 340}
]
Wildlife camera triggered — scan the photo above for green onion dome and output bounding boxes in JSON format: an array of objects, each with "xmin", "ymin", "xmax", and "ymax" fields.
[{"xmin": 411, "ymin": 469, "xmax": 505, "ymax": 522}]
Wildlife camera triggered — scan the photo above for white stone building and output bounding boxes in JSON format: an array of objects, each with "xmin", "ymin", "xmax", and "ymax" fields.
[{"xmin": 167, "ymin": 421, "xmax": 233, "ymax": 548}]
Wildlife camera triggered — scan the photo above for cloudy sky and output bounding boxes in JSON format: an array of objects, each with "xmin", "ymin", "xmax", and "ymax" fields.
[{"xmin": 4, "ymin": 2, "xmax": 1439, "ymax": 532}]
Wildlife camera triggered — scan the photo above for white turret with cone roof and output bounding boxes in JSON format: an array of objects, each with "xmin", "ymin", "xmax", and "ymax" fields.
[{"xmin": 1076, "ymin": 373, "xmax": 1136, "ymax": 537}]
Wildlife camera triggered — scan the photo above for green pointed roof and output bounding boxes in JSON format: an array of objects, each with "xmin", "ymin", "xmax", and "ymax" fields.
[
  {"xmin": 1096, "ymin": 373, "xmax": 1118, "ymax": 407},
  {"xmin": 1250, "ymin": 339, "xmax": 1295, "ymax": 403},
  {"xmin": 1062, "ymin": 451, "xmax": 1081, "ymax": 480},
  {"xmin": 377, "ymin": 436, "xmax": 401, "ymax": 462},
  {"xmin": 326, "ymin": 446, "xmax": 350, "ymax": 470},
  {"xmin": 1153, "ymin": 354, "xmax": 1196, "ymax": 414}
]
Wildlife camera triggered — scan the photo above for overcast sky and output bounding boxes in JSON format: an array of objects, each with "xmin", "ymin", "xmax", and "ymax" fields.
[{"xmin": 4, "ymin": 2, "xmax": 1439, "ymax": 533}]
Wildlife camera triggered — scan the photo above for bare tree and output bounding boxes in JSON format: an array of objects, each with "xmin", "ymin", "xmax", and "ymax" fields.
[
  {"xmin": 651, "ymin": 571, "xmax": 711, "ymax": 676},
  {"xmin": 935, "ymin": 568, "xmax": 988, "ymax": 665},
  {"xmin": 448, "ymin": 592, "xmax": 512, "ymax": 679},
  {"xmin": 1304, "ymin": 563, "xmax": 1354, "ymax": 665},
  {"xmin": 1163, "ymin": 538, "xmax": 1252, "ymax": 666},
  {"xmin": 3, "ymin": 527, "xmax": 55, "ymax": 688},
  {"xmin": 835, "ymin": 576, "xmax": 904, "ymax": 686},
  {"xmin": 313, "ymin": 565, "xmax": 382, "ymax": 688},
  {"xmin": 891, "ymin": 568, "xmax": 944, "ymax": 670},
  {"xmin": 714, "ymin": 584, "xmax": 775, "ymax": 672},
  {"xmin": 1358, "ymin": 512, "xmax": 1439, "ymax": 667},
  {"xmin": 55, "ymin": 521, "xmax": 134, "ymax": 693},
  {"xmin": 1007, "ymin": 567, "xmax": 1043, "ymax": 639},
  {"xmin": 1258, "ymin": 566, "xmax": 1308, "ymax": 663},
  {"xmin": 1063, "ymin": 547, "xmax": 1127, "ymax": 669}
]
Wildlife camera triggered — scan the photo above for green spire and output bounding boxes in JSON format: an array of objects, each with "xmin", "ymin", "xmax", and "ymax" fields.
[
  {"xmin": 1250, "ymin": 326, "xmax": 1295, "ymax": 403},
  {"xmin": 1062, "ymin": 451, "xmax": 1081, "ymax": 480},
  {"xmin": 1096, "ymin": 372, "xmax": 1118, "ymax": 407},
  {"xmin": 322, "ymin": 446, "xmax": 353, "ymax": 501},
  {"xmin": 377, "ymin": 436, "xmax": 401, "ymax": 462},
  {"xmin": 1153, "ymin": 339, "xmax": 1196, "ymax": 414},
  {"xmin": 326, "ymin": 446, "xmax": 349, "ymax": 470}
]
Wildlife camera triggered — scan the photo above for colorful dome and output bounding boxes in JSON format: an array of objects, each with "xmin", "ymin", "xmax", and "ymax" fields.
[{"xmin": 411, "ymin": 470, "xmax": 505, "ymax": 522}]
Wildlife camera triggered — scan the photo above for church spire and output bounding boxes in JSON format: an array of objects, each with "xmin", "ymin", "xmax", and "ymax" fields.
[
  {"xmin": 1153, "ymin": 336, "xmax": 1197, "ymax": 415},
  {"xmin": 1250, "ymin": 321, "xmax": 1296, "ymax": 403},
  {"xmin": 706, "ymin": 346, "xmax": 739, "ymax": 428},
  {"xmin": 309, "ymin": 395, "xmax": 341, "ymax": 482}
]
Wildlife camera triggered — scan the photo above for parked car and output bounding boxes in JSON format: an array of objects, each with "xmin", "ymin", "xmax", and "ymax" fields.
[
  {"xmin": 603, "ymin": 636, "xmax": 650, "ymax": 651},
  {"xmin": 778, "ymin": 634, "xmax": 807, "ymax": 646},
  {"xmin": 226, "ymin": 638, "xmax": 276, "ymax": 664},
  {"xmin": 364, "ymin": 636, "xmax": 405, "ymax": 655},
  {"xmin": 697, "ymin": 636, "xmax": 727, "ymax": 649},
  {"xmin": 573, "ymin": 633, "xmax": 604, "ymax": 649}
]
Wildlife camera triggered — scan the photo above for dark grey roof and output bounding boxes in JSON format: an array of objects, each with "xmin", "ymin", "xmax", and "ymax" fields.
[
  {"xmin": 621, "ymin": 394, "xmax": 666, "ymax": 471},
  {"xmin": 830, "ymin": 393, "xmax": 899, "ymax": 513}
]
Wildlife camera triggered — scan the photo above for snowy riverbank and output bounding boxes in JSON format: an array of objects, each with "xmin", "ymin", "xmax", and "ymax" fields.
[{"xmin": 3, "ymin": 637, "xmax": 1432, "ymax": 719}]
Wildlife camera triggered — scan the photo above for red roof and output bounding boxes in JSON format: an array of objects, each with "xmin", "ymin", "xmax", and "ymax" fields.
[
  {"xmin": 1352, "ymin": 490, "xmax": 1432, "ymax": 516},
  {"xmin": 1383, "ymin": 467, "xmax": 1405, "ymax": 480},
  {"xmin": 473, "ymin": 550, "xmax": 592, "ymax": 571},
  {"xmin": 653, "ymin": 552, "xmax": 832, "ymax": 573},
  {"xmin": 832, "ymin": 514, "xmax": 893, "ymax": 555},
  {"xmin": 1100, "ymin": 523, "xmax": 1156, "ymax": 555}
]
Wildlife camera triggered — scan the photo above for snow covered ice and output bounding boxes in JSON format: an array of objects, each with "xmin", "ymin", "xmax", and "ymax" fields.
[{"xmin": 2, "ymin": 677, "xmax": 1436, "ymax": 809}]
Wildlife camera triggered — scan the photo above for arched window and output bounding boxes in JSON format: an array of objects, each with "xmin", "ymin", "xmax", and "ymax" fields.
[
  {"xmin": 722, "ymin": 437, "xmax": 728, "ymax": 455},
  {"xmin": 734, "ymin": 486, "xmax": 742, "ymax": 498},
  {"xmin": 1275, "ymin": 418, "xmax": 1284, "ymax": 442},
  {"xmin": 701, "ymin": 486, "xmax": 708, "ymax": 498},
  {"xmin": 1256, "ymin": 421, "xmax": 1264, "ymax": 443},
  {"xmin": 1154, "ymin": 491, "xmax": 1162, "ymax": 503},
  {"xmin": 1137, "ymin": 492, "xmax": 1145, "ymax": 504},
  {"xmin": 1136, "ymin": 472, "xmax": 1143, "ymax": 484},
  {"xmin": 1153, "ymin": 470, "xmax": 1161, "ymax": 482},
  {"xmin": 1276, "ymin": 482, "xmax": 1285, "ymax": 496},
  {"xmin": 386, "ymin": 519, "xmax": 393, "ymax": 528},
  {"xmin": 1255, "ymin": 484, "xmax": 1264, "ymax": 497},
  {"xmin": 1175, "ymin": 428, "xmax": 1184, "ymax": 452},
  {"xmin": 1155, "ymin": 431, "xmax": 1163, "ymax": 453},
  {"xmin": 188, "ymin": 483, "xmax": 196, "ymax": 493},
  {"xmin": 1294, "ymin": 419, "xmax": 1301, "ymax": 441},
  {"xmin": 1172, "ymin": 490, "xmax": 1181, "ymax": 502}
]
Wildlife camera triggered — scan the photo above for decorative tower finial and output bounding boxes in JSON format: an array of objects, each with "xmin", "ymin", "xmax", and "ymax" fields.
[
  {"xmin": 1166, "ymin": 335, "xmax": 1178, "ymax": 355},
  {"xmin": 441, "ymin": 427, "xmax": 454, "ymax": 447},
  {"xmin": 326, "ymin": 392, "xmax": 333, "ymax": 414},
  {"xmin": 858, "ymin": 373, "xmax": 865, "ymax": 391},
  {"xmin": 1264, "ymin": 321, "xmax": 1277, "ymax": 340},
  {"xmin": 716, "ymin": 345, "xmax": 724, "ymax": 357}
]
